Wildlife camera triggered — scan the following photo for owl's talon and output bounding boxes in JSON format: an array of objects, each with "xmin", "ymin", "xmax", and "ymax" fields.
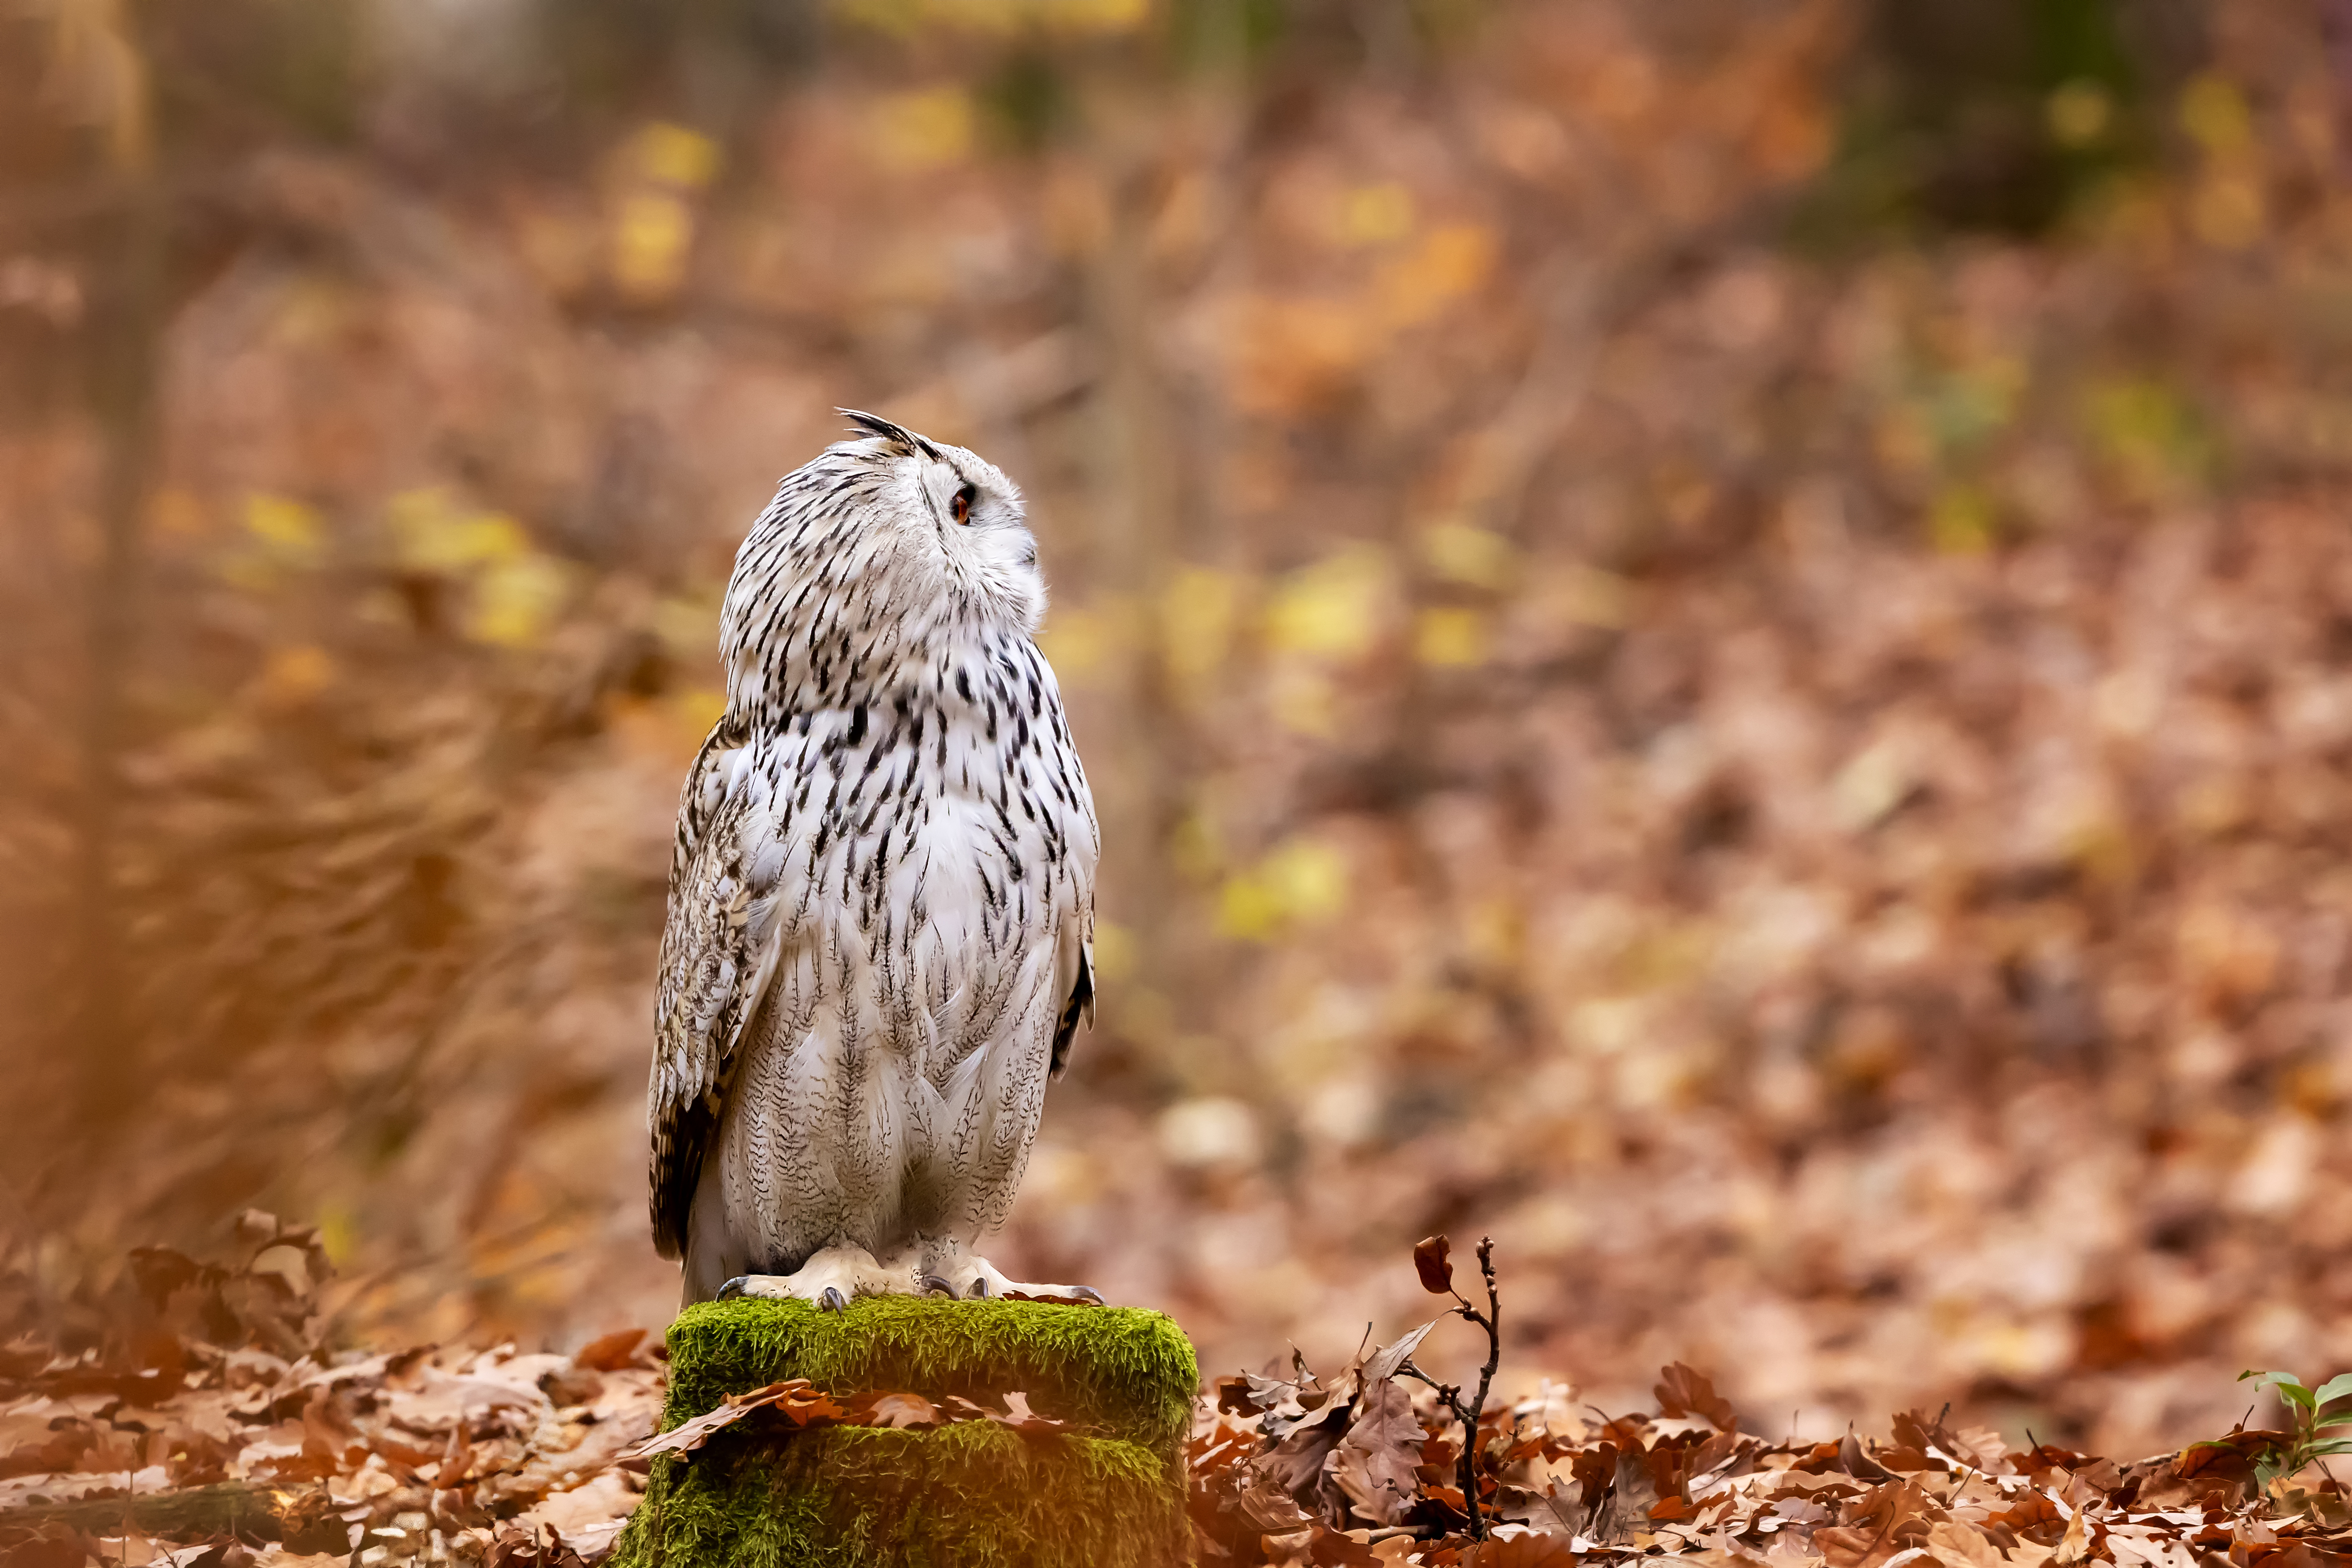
[
  {"xmin": 820, "ymin": 1286, "xmax": 849, "ymax": 1313},
  {"xmin": 923, "ymin": 1250, "xmax": 1105, "ymax": 1305},
  {"xmin": 717, "ymin": 1276, "xmax": 751, "ymax": 1301},
  {"xmin": 922, "ymin": 1275, "xmax": 957, "ymax": 1297}
]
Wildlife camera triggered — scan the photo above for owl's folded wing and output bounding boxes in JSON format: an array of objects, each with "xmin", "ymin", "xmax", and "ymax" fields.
[
  {"xmin": 1049, "ymin": 934, "xmax": 1093, "ymax": 1079},
  {"xmin": 648, "ymin": 719, "xmax": 778, "ymax": 1260}
]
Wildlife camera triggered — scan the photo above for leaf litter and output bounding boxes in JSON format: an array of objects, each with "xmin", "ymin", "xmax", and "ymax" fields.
[
  {"xmin": 3, "ymin": 1223, "xmax": 2347, "ymax": 1566},
  {"xmin": 0, "ymin": 1217, "xmax": 1084, "ymax": 1565},
  {"xmin": 1185, "ymin": 1239, "xmax": 2352, "ymax": 1568},
  {"xmin": 66, "ymin": 1237, "xmax": 2330, "ymax": 1568}
]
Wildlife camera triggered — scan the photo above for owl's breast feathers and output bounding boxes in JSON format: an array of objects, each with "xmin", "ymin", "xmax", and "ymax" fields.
[{"xmin": 648, "ymin": 635, "xmax": 1097, "ymax": 1260}]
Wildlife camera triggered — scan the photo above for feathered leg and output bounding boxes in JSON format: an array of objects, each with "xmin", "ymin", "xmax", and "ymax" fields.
[{"xmin": 717, "ymin": 1243, "xmax": 922, "ymax": 1311}]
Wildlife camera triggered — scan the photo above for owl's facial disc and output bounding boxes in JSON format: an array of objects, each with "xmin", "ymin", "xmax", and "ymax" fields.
[{"xmin": 909, "ymin": 450, "xmax": 1045, "ymax": 628}]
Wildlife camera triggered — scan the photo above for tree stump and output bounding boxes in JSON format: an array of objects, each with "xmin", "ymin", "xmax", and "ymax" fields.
[{"xmin": 610, "ymin": 1296, "xmax": 1197, "ymax": 1568}]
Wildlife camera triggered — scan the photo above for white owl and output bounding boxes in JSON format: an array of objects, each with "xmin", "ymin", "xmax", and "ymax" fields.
[{"xmin": 649, "ymin": 412, "xmax": 1100, "ymax": 1308}]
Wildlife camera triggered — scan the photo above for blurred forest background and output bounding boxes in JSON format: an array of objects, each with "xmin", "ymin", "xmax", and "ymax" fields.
[{"xmin": 3, "ymin": 0, "xmax": 2350, "ymax": 1459}]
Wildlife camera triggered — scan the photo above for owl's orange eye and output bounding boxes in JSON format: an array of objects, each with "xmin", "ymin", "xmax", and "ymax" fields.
[{"xmin": 952, "ymin": 484, "xmax": 975, "ymax": 524}]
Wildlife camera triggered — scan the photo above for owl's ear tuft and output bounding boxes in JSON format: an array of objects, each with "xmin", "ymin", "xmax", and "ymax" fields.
[{"xmin": 839, "ymin": 408, "xmax": 942, "ymax": 460}]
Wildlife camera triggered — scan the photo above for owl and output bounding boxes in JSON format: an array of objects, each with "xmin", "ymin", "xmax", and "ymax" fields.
[{"xmin": 649, "ymin": 412, "xmax": 1100, "ymax": 1308}]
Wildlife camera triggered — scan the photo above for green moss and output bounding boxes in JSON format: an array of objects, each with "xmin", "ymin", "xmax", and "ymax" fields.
[
  {"xmin": 659, "ymin": 1297, "xmax": 1197, "ymax": 1457},
  {"xmin": 609, "ymin": 1298, "xmax": 1199, "ymax": 1568},
  {"xmin": 613, "ymin": 1419, "xmax": 1187, "ymax": 1568}
]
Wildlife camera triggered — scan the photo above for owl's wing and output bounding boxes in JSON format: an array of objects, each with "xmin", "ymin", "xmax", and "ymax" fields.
[
  {"xmin": 648, "ymin": 716, "xmax": 775, "ymax": 1260},
  {"xmin": 1049, "ymin": 937, "xmax": 1093, "ymax": 1078},
  {"xmin": 1046, "ymin": 744, "xmax": 1101, "ymax": 1079}
]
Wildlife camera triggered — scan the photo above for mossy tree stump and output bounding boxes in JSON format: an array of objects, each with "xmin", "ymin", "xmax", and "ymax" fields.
[{"xmin": 611, "ymin": 1298, "xmax": 1198, "ymax": 1568}]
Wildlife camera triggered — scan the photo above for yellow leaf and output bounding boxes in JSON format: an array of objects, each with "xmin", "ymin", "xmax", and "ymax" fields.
[
  {"xmin": 1090, "ymin": 920, "xmax": 1134, "ymax": 984},
  {"xmin": 1216, "ymin": 838, "xmax": 1348, "ymax": 940},
  {"xmin": 1337, "ymin": 182, "xmax": 1414, "ymax": 246},
  {"xmin": 1928, "ymin": 485, "xmax": 1993, "ymax": 556},
  {"xmin": 630, "ymin": 121, "xmax": 721, "ymax": 189},
  {"xmin": 1037, "ymin": 600, "xmax": 1120, "ymax": 682},
  {"xmin": 468, "ymin": 555, "xmax": 571, "ymax": 648},
  {"xmin": 243, "ymin": 493, "xmax": 323, "ymax": 563},
  {"xmin": 1419, "ymin": 521, "xmax": 1513, "ymax": 589},
  {"xmin": 388, "ymin": 490, "xmax": 529, "ymax": 573},
  {"xmin": 2084, "ymin": 377, "xmax": 2207, "ymax": 494},
  {"xmin": 613, "ymin": 190, "xmax": 695, "ymax": 300},
  {"xmin": 1414, "ymin": 607, "xmax": 1488, "ymax": 667},
  {"xmin": 1263, "ymin": 838, "xmax": 1347, "ymax": 924},
  {"xmin": 1161, "ymin": 566, "xmax": 1245, "ymax": 690},
  {"xmin": 1216, "ymin": 870, "xmax": 1285, "ymax": 941},
  {"xmin": 834, "ymin": 0, "xmax": 1147, "ymax": 36},
  {"xmin": 652, "ymin": 594, "xmax": 722, "ymax": 658},
  {"xmin": 1038, "ymin": 0, "xmax": 1147, "ymax": 29},
  {"xmin": 871, "ymin": 87, "xmax": 974, "ymax": 173},
  {"xmin": 265, "ymin": 275, "xmax": 354, "ymax": 350},
  {"xmin": 314, "ymin": 1202, "xmax": 360, "ymax": 1269},
  {"xmin": 1170, "ymin": 807, "xmax": 1223, "ymax": 882},
  {"xmin": 1265, "ymin": 546, "xmax": 1390, "ymax": 660},
  {"xmin": 2045, "ymin": 80, "xmax": 2112, "ymax": 148},
  {"xmin": 672, "ymin": 686, "xmax": 728, "ymax": 738},
  {"xmin": 2178, "ymin": 73, "xmax": 2251, "ymax": 154}
]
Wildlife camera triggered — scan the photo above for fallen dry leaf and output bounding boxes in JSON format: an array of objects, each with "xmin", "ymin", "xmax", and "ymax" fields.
[
  {"xmin": 1413, "ymin": 1238, "xmax": 1455, "ymax": 1298},
  {"xmin": 624, "ymin": 1380, "xmax": 844, "ymax": 1461},
  {"xmin": 852, "ymin": 1392, "xmax": 943, "ymax": 1430},
  {"xmin": 1332, "ymin": 1378, "xmax": 1426, "ymax": 1526}
]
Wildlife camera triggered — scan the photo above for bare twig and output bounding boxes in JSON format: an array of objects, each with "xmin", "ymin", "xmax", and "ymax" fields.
[
  {"xmin": 1454, "ymin": 1238, "xmax": 1503, "ymax": 1539},
  {"xmin": 1401, "ymin": 1235, "xmax": 1504, "ymax": 1540}
]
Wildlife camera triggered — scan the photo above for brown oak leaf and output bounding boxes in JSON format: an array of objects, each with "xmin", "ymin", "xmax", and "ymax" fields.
[{"xmin": 1414, "ymin": 1236, "xmax": 1455, "ymax": 1296}]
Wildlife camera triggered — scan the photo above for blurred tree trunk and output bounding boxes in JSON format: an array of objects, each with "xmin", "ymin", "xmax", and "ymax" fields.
[
  {"xmin": 66, "ymin": 2, "xmax": 162, "ymax": 1140},
  {"xmin": 1079, "ymin": 71, "xmax": 1183, "ymax": 1002}
]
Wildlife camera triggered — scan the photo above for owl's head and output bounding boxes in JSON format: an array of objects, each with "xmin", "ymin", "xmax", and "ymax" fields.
[
  {"xmin": 831, "ymin": 410, "xmax": 1042, "ymax": 628},
  {"xmin": 721, "ymin": 412, "xmax": 1046, "ymax": 712}
]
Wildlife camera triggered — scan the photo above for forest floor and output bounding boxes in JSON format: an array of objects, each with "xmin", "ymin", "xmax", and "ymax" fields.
[
  {"xmin": 1, "ymin": 1221, "xmax": 2344, "ymax": 1568},
  {"xmin": 6, "ymin": 7, "xmax": 2352, "ymax": 1562}
]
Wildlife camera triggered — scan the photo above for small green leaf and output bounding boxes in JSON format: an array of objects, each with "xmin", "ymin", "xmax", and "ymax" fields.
[
  {"xmin": 2304, "ymin": 1437, "xmax": 2352, "ymax": 1458},
  {"xmin": 2243, "ymin": 1372, "xmax": 2318, "ymax": 1411},
  {"xmin": 2313, "ymin": 1373, "xmax": 2352, "ymax": 1407}
]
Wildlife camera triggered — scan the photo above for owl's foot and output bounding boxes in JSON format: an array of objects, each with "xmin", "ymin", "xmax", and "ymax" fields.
[
  {"xmin": 920, "ymin": 1251, "xmax": 1104, "ymax": 1305},
  {"xmin": 716, "ymin": 1244, "xmax": 915, "ymax": 1311}
]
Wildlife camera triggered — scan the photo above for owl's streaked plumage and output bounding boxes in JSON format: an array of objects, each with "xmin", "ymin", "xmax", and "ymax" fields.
[{"xmin": 649, "ymin": 412, "xmax": 1099, "ymax": 1307}]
